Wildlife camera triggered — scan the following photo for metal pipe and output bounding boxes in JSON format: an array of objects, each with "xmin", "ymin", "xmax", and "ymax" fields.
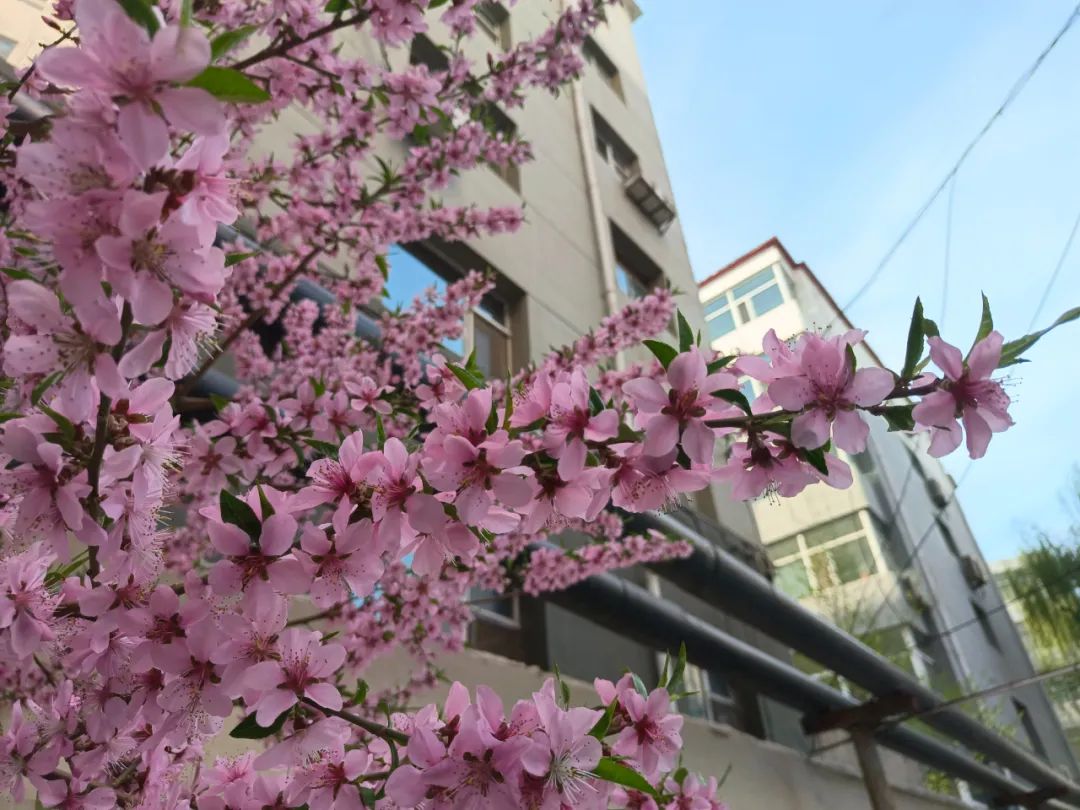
[
  {"xmin": 637, "ymin": 510, "xmax": 1080, "ymax": 803},
  {"xmin": 541, "ymin": 567, "xmax": 1073, "ymax": 809}
]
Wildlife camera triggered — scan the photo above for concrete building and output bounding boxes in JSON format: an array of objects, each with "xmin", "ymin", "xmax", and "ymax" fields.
[
  {"xmin": 0, "ymin": 0, "xmax": 54, "ymax": 67},
  {"xmin": 699, "ymin": 237, "xmax": 1078, "ymax": 785},
  {"xmin": 6, "ymin": 3, "xmax": 1073, "ymax": 805}
]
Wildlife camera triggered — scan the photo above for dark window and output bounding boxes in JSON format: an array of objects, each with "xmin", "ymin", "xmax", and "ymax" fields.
[
  {"xmin": 583, "ymin": 37, "xmax": 622, "ymax": 99},
  {"xmin": 937, "ymin": 517, "xmax": 961, "ymax": 557},
  {"xmin": 475, "ymin": 2, "xmax": 511, "ymax": 49},
  {"xmin": 592, "ymin": 110, "xmax": 638, "ymax": 180},
  {"xmin": 610, "ymin": 224, "xmax": 663, "ymax": 299},
  {"xmin": 971, "ymin": 601, "xmax": 1000, "ymax": 651},
  {"xmin": 479, "ymin": 103, "xmax": 520, "ymax": 191},
  {"xmin": 409, "ymin": 34, "xmax": 450, "ymax": 72}
]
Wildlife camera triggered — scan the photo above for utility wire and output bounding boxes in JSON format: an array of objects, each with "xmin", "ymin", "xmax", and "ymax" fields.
[
  {"xmin": 839, "ymin": 0, "xmax": 1080, "ymax": 316},
  {"xmin": 941, "ymin": 175, "xmax": 957, "ymax": 330},
  {"xmin": 809, "ymin": 659, "xmax": 1080, "ymax": 758},
  {"xmin": 1028, "ymin": 205, "xmax": 1080, "ymax": 331}
]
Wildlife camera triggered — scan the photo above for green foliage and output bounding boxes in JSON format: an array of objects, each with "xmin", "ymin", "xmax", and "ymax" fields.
[{"xmin": 187, "ymin": 67, "xmax": 271, "ymax": 103}]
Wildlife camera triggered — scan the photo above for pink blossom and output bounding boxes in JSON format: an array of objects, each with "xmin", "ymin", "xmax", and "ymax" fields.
[
  {"xmin": 298, "ymin": 507, "xmax": 384, "ymax": 606},
  {"xmin": 0, "ymin": 548, "xmax": 59, "ymax": 660},
  {"xmin": 294, "ymin": 430, "xmax": 377, "ymax": 509},
  {"xmin": 244, "ymin": 628, "xmax": 346, "ymax": 726},
  {"xmin": 767, "ymin": 331, "xmax": 895, "ymax": 453},
  {"xmin": 611, "ymin": 687, "xmax": 683, "ymax": 780},
  {"xmin": 34, "ymin": 0, "xmax": 223, "ymax": 168},
  {"xmin": 912, "ymin": 332, "xmax": 1013, "ymax": 459},
  {"xmin": 205, "ymin": 510, "xmax": 310, "ymax": 596},
  {"xmin": 521, "ymin": 680, "xmax": 604, "ymax": 808}
]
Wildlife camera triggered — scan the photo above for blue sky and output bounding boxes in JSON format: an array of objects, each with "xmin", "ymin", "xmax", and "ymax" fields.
[{"xmin": 635, "ymin": 1, "xmax": 1080, "ymax": 562}]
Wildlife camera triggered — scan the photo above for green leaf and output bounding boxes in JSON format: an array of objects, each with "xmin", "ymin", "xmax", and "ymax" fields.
[
  {"xmin": 676, "ymin": 310, "xmax": 695, "ymax": 353},
  {"xmin": 375, "ymin": 413, "xmax": 386, "ymax": 445},
  {"xmin": 324, "ymin": 0, "xmax": 351, "ymax": 11},
  {"xmin": 672, "ymin": 767, "xmax": 689, "ymax": 787},
  {"xmin": 643, "ymin": 339, "xmax": 677, "ymax": 370},
  {"xmin": 901, "ymin": 297, "xmax": 925, "ymax": 381},
  {"xmin": 668, "ymin": 642, "xmax": 688, "ymax": 695},
  {"xmin": 998, "ymin": 305, "xmax": 1080, "ymax": 368},
  {"xmin": 880, "ymin": 404, "xmax": 915, "ymax": 432},
  {"xmin": 802, "ymin": 446, "xmax": 830, "ymax": 476},
  {"xmin": 588, "ymin": 386, "xmax": 606, "ymax": 416},
  {"xmin": 631, "ymin": 673, "xmax": 648, "ymax": 698},
  {"xmin": 210, "ymin": 25, "xmax": 261, "ymax": 61},
  {"xmin": 502, "ymin": 376, "xmax": 515, "ymax": 430},
  {"xmin": 713, "ymin": 388, "xmax": 752, "ymax": 415},
  {"xmin": 447, "ymin": 362, "xmax": 484, "ymax": 391},
  {"xmin": 304, "ymin": 437, "xmax": 339, "ymax": 457},
  {"xmin": 1, "ymin": 267, "xmax": 36, "ymax": 281},
  {"xmin": 230, "ymin": 710, "xmax": 288, "ymax": 739},
  {"xmin": 39, "ymin": 404, "xmax": 75, "ymax": 443},
  {"xmin": 375, "ymin": 253, "xmax": 390, "ymax": 281},
  {"xmin": 179, "ymin": 0, "xmax": 193, "ymax": 26},
  {"xmin": 209, "ymin": 392, "xmax": 231, "ymax": 412},
  {"xmin": 220, "ymin": 490, "xmax": 261, "ymax": 542},
  {"xmin": 186, "ymin": 67, "xmax": 270, "ymax": 104},
  {"xmin": 591, "ymin": 757, "xmax": 659, "ymax": 799},
  {"xmin": 972, "ymin": 293, "xmax": 994, "ymax": 350},
  {"xmin": 31, "ymin": 370, "xmax": 64, "ymax": 406},
  {"xmin": 706, "ymin": 355, "xmax": 736, "ymax": 374},
  {"xmin": 588, "ymin": 699, "xmax": 617, "ymax": 739},
  {"xmin": 116, "ymin": 0, "xmax": 160, "ymax": 35},
  {"xmin": 224, "ymin": 250, "xmax": 260, "ymax": 267},
  {"xmin": 922, "ymin": 317, "xmax": 940, "ymax": 339},
  {"xmin": 256, "ymin": 485, "xmax": 275, "ymax": 519}
]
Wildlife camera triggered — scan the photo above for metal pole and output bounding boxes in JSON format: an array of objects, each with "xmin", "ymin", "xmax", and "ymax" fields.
[{"xmin": 851, "ymin": 728, "xmax": 898, "ymax": 810}]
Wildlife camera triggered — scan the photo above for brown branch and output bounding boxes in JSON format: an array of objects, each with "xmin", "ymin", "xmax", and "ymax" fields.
[
  {"xmin": 230, "ymin": 13, "xmax": 368, "ymax": 72},
  {"xmin": 300, "ymin": 697, "xmax": 409, "ymax": 744}
]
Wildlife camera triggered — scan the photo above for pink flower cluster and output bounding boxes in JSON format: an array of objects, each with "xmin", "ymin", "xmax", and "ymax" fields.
[{"xmin": 0, "ymin": 0, "xmax": 1048, "ymax": 804}]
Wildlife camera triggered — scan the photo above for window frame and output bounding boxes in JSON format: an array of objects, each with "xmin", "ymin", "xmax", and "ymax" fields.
[
  {"xmin": 582, "ymin": 37, "xmax": 623, "ymax": 100},
  {"xmin": 702, "ymin": 263, "xmax": 786, "ymax": 338},
  {"xmin": 766, "ymin": 511, "xmax": 883, "ymax": 595},
  {"xmin": 469, "ymin": 587, "xmax": 521, "ymax": 629},
  {"xmin": 475, "ymin": 2, "xmax": 511, "ymax": 50},
  {"xmin": 592, "ymin": 110, "xmax": 639, "ymax": 180}
]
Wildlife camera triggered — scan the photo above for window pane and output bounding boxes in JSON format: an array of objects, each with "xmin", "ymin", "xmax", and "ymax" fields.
[
  {"xmin": 703, "ymin": 295, "xmax": 729, "ymax": 317},
  {"xmin": 732, "ymin": 265, "xmax": 775, "ymax": 299},
  {"xmin": 0, "ymin": 36, "xmax": 15, "ymax": 61},
  {"xmin": 775, "ymin": 560, "xmax": 811, "ymax": 599},
  {"xmin": 830, "ymin": 537, "xmax": 877, "ymax": 584},
  {"xmin": 766, "ymin": 535, "xmax": 799, "ymax": 561},
  {"xmin": 810, "ymin": 551, "xmax": 835, "ymax": 590},
  {"xmin": 384, "ymin": 246, "xmax": 463, "ymax": 356},
  {"xmin": 750, "ymin": 283, "xmax": 783, "ymax": 316},
  {"xmin": 473, "ymin": 316, "xmax": 509, "ymax": 378},
  {"xmin": 706, "ymin": 310, "xmax": 735, "ymax": 339},
  {"xmin": 804, "ymin": 514, "xmax": 863, "ymax": 548},
  {"xmin": 616, "ymin": 264, "xmax": 648, "ymax": 298}
]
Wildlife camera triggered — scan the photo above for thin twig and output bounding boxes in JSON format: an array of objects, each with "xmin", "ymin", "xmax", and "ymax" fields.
[{"xmin": 300, "ymin": 697, "xmax": 409, "ymax": 744}]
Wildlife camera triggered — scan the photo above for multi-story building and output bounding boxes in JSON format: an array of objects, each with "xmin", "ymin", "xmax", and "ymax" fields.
[
  {"xmin": 9, "ymin": 3, "xmax": 1076, "ymax": 805},
  {"xmin": 699, "ymin": 236, "xmax": 1077, "ymax": 779}
]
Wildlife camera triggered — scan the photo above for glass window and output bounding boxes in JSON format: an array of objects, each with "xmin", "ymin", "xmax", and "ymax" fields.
[
  {"xmin": 972, "ymin": 601, "xmax": 1000, "ymax": 650},
  {"xmin": 0, "ymin": 36, "xmax": 15, "ymax": 61},
  {"xmin": 383, "ymin": 245, "xmax": 464, "ymax": 356},
  {"xmin": 703, "ymin": 295, "xmax": 729, "ymax": 317},
  {"xmin": 615, "ymin": 262, "xmax": 650, "ymax": 299},
  {"xmin": 830, "ymin": 537, "xmax": 877, "ymax": 584},
  {"xmin": 766, "ymin": 535, "xmax": 800, "ymax": 561},
  {"xmin": 583, "ymin": 38, "xmax": 622, "ymax": 99},
  {"xmin": 937, "ymin": 518, "xmax": 960, "ymax": 557},
  {"xmin": 593, "ymin": 111, "xmax": 638, "ymax": 179},
  {"xmin": 775, "ymin": 560, "xmax": 812, "ymax": 599},
  {"xmin": 732, "ymin": 266, "xmax": 776, "ymax": 299},
  {"xmin": 803, "ymin": 514, "xmax": 863, "ymax": 548},
  {"xmin": 706, "ymin": 310, "xmax": 735, "ymax": 339},
  {"xmin": 751, "ymin": 284, "xmax": 784, "ymax": 316},
  {"xmin": 472, "ymin": 314, "xmax": 509, "ymax": 379},
  {"xmin": 475, "ymin": 2, "xmax": 511, "ymax": 49}
]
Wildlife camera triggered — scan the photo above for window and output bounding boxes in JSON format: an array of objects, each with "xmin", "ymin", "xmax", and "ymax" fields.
[
  {"xmin": 678, "ymin": 664, "xmax": 735, "ymax": 725},
  {"xmin": 937, "ymin": 517, "xmax": 960, "ymax": 557},
  {"xmin": 0, "ymin": 36, "xmax": 15, "ymax": 62},
  {"xmin": 383, "ymin": 245, "xmax": 465, "ymax": 358},
  {"xmin": 480, "ymin": 103, "xmax": 520, "ymax": 191},
  {"xmin": 475, "ymin": 2, "xmax": 511, "ymax": 50},
  {"xmin": 1013, "ymin": 699, "xmax": 1047, "ymax": 758},
  {"xmin": 582, "ymin": 37, "xmax": 622, "ymax": 99},
  {"xmin": 592, "ymin": 110, "xmax": 638, "ymax": 180},
  {"xmin": 409, "ymin": 34, "xmax": 449, "ymax": 73},
  {"xmin": 610, "ymin": 226, "xmax": 662, "ymax": 300},
  {"xmin": 470, "ymin": 587, "xmax": 519, "ymax": 628},
  {"xmin": 469, "ymin": 293, "xmax": 511, "ymax": 378},
  {"xmin": 971, "ymin": 601, "xmax": 1000, "ymax": 650},
  {"xmin": 766, "ymin": 512, "xmax": 878, "ymax": 597},
  {"xmin": 702, "ymin": 264, "xmax": 785, "ymax": 338},
  {"xmin": 615, "ymin": 261, "xmax": 649, "ymax": 299}
]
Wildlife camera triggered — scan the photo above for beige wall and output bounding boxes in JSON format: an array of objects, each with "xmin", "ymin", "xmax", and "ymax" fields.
[{"xmin": 1, "ymin": 0, "xmax": 55, "ymax": 66}]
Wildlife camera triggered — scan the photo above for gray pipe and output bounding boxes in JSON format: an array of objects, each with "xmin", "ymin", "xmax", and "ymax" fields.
[
  {"xmin": 637, "ymin": 510, "xmax": 1080, "ymax": 804},
  {"xmin": 541, "ymin": 568, "xmax": 1073, "ymax": 809}
]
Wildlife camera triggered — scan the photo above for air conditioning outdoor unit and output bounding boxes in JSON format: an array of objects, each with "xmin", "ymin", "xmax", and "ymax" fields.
[{"xmin": 960, "ymin": 554, "xmax": 990, "ymax": 589}]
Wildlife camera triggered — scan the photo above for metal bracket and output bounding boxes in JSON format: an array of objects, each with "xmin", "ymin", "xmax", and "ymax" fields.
[{"xmin": 802, "ymin": 691, "xmax": 921, "ymax": 735}]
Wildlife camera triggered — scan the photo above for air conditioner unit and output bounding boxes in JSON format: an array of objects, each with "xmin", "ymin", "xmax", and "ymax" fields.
[
  {"xmin": 900, "ymin": 572, "xmax": 932, "ymax": 611},
  {"xmin": 623, "ymin": 173, "xmax": 677, "ymax": 233},
  {"xmin": 960, "ymin": 554, "xmax": 990, "ymax": 589},
  {"xmin": 925, "ymin": 478, "xmax": 948, "ymax": 508}
]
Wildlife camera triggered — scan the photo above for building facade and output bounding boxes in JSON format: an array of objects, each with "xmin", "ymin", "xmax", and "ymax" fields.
[{"xmin": 699, "ymin": 237, "xmax": 1078, "ymax": 781}]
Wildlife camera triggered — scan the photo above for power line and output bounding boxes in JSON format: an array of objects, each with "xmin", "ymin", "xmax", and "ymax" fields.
[
  {"xmin": 1028, "ymin": 204, "xmax": 1080, "ymax": 331},
  {"xmin": 839, "ymin": 0, "xmax": 1080, "ymax": 315},
  {"xmin": 941, "ymin": 175, "xmax": 957, "ymax": 329}
]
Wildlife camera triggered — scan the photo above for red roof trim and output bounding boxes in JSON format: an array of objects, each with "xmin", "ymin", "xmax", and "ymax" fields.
[{"xmin": 701, "ymin": 237, "xmax": 886, "ymax": 369}]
